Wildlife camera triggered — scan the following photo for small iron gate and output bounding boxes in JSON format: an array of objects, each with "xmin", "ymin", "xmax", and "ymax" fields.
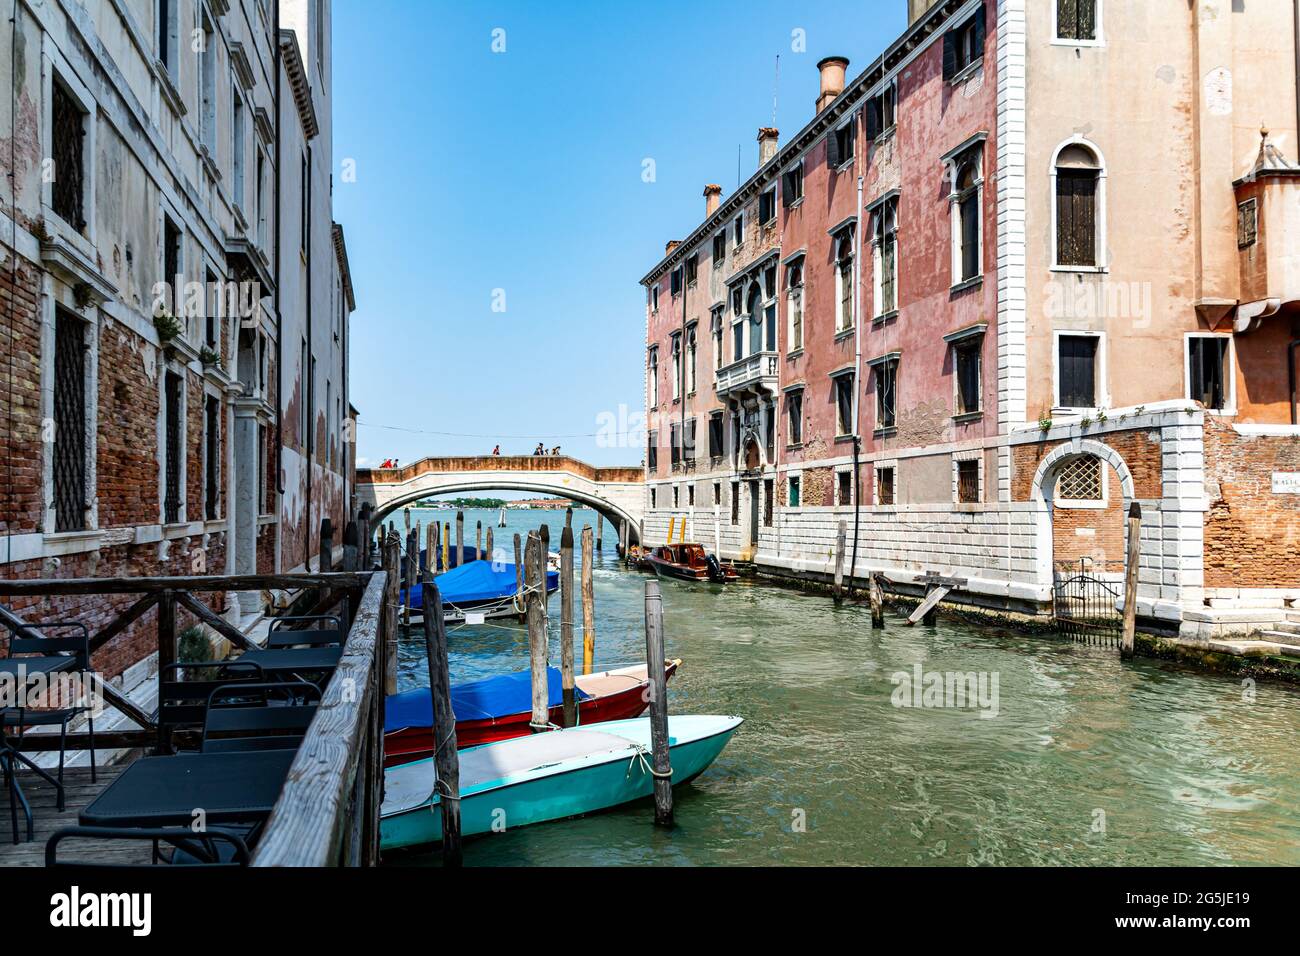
[{"xmin": 1053, "ymin": 560, "xmax": 1122, "ymax": 645}]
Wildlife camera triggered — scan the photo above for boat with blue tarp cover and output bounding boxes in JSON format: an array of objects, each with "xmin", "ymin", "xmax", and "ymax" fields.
[{"xmin": 399, "ymin": 560, "xmax": 559, "ymax": 624}]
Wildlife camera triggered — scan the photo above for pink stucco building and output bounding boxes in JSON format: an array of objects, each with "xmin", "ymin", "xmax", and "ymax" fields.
[{"xmin": 640, "ymin": 0, "xmax": 1300, "ymax": 645}]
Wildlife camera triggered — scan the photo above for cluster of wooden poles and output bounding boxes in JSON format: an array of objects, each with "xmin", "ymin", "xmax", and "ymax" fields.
[{"xmin": 375, "ymin": 507, "xmax": 673, "ymax": 867}]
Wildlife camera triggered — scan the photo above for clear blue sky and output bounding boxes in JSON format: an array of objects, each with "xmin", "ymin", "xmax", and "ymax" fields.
[{"xmin": 333, "ymin": 0, "xmax": 906, "ymax": 467}]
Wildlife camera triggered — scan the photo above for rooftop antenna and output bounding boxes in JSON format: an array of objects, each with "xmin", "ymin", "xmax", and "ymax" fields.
[{"xmin": 736, "ymin": 143, "xmax": 742, "ymax": 189}]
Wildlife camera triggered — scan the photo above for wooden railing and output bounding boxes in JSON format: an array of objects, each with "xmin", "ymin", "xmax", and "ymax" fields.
[
  {"xmin": 252, "ymin": 568, "xmax": 389, "ymax": 866},
  {"xmin": 0, "ymin": 567, "xmax": 391, "ymax": 867}
]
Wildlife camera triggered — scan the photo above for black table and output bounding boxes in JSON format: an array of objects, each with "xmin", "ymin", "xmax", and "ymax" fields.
[
  {"xmin": 235, "ymin": 646, "xmax": 343, "ymax": 677},
  {"xmin": 79, "ymin": 749, "xmax": 297, "ymax": 828},
  {"xmin": 0, "ymin": 657, "xmax": 77, "ymax": 679}
]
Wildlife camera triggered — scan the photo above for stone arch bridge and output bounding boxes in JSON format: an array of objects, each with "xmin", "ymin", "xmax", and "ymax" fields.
[{"xmin": 355, "ymin": 456, "xmax": 645, "ymax": 543}]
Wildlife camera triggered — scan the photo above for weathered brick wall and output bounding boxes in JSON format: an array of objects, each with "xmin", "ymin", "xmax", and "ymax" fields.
[
  {"xmin": 1050, "ymin": 495, "xmax": 1126, "ymax": 572},
  {"xmin": 1011, "ymin": 428, "xmax": 1164, "ymax": 501},
  {"xmin": 0, "ymin": 259, "xmax": 46, "ymax": 535},
  {"xmin": 97, "ymin": 317, "xmax": 162, "ymax": 526},
  {"xmin": 1203, "ymin": 416, "xmax": 1300, "ymax": 588}
]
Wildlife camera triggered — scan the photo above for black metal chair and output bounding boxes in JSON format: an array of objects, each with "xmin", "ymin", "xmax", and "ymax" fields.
[
  {"xmin": 1, "ymin": 621, "xmax": 96, "ymax": 842},
  {"xmin": 156, "ymin": 661, "xmax": 265, "ymax": 752},
  {"xmin": 265, "ymin": 614, "xmax": 344, "ymax": 649},
  {"xmin": 45, "ymin": 825, "xmax": 251, "ymax": 867},
  {"xmin": 200, "ymin": 682, "xmax": 322, "ymax": 754}
]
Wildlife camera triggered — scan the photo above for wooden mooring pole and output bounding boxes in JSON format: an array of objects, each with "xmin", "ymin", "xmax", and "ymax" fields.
[
  {"xmin": 565, "ymin": 506, "xmax": 573, "ymax": 531},
  {"xmin": 421, "ymin": 583, "xmax": 462, "ymax": 865},
  {"xmin": 596, "ymin": 514, "xmax": 603, "ymax": 552},
  {"xmin": 456, "ymin": 510, "xmax": 465, "ymax": 568},
  {"xmin": 442, "ymin": 522, "xmax": 450, "ymax": 573},
  {"xmin": 485, "ymin": 526, "xmax": 494, "ymax": 563},
  {"xmin": 403, "ymin": 528, "xmax": 416, "ymax": 628},
  {"xmin": 425, "ymin": 522, "xmax": 436, "ymax": 584},
  {"xmin": 643, "ymin": 580, "xmax": 673, "ymax": 826},
  {"xmin": 1120, "ymin": 502, "xmax": 1142, "ymax": 660},
  {"xmin": 560, "ymin": 525, "xmax": 576, "ymax": 727},
  {"xmin": 476, "ymin": 520, "xmax": 483, "ymax": 562},
  {"xmin": 539, "ymin": 524, "xmax": 551, "ymax": 612},
  {"xmin": 581, "ymin": 524, "xmax": 596, "ymax": 675},
  {"xmin": 382, "ymin": 532, "xmax": 400, "ymax": 695},
  {"xmin": 513, "ymin": 532, "xmax": 524, "ymax": 621},
  {"xmin": 342, "ymin": 519, "xmax": 359, "ymax": 572},
  {"xmin": 869, "ymin": 572, "xmax": 885, "ymax": 629},
  {"xmin": 319, "ymin": 518, "xmax": 334, "ymax": 572},
  {"xmin": 832, "ymin": 520, "xmax": 847, "ymax": 605},
  {"xmin": 525, "ymin": 532, "xmax": 549, "ymax": 731}
]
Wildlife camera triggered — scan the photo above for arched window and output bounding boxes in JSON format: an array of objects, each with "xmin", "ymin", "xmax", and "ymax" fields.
[
  {"xmin": 835, "ymin": 231, "xmax": 855, "ymax": 332},
  {"xmin": 1054, "ymin": 143, "xmax": 1103, "ymax": 268},
  {"xmin": 747, "ymin": 284, "xmax": 763, "ymax": 356},
  {"xmin": 955, "ymin": 160, "xmax": 980, "ymax": 281}
]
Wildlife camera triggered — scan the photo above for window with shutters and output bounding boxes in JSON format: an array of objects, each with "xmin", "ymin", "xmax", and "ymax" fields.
[
  {"xmin": 685, "ymin": 418, "xmax": 698, "ymax": 467},
  {"xmin": 759, "ymin": 187, "xmax": 776, "ymax": 225},
  {"xmin": 786, "ymin": 260, "xmax": 804, "ymax": 352},
  {"xmin": 686, "ymin": 324, "xmax": 697, "ymax": 393},
  {"xmin": 233, "ymin": 84, "xmax": 246, "ymax": 210},
  {"xmin": 835, "ymin": 228, "xmax": 855, "ymax": 332},
  {"xmin": 872, "ymin": 196, "xmax": 898, "ymax": 316},
  {"xmin": 713, "ymin": 231, "xmax": 726, "ymax": 266},
  {"xmin": 782, "ymin": 162, "xmax": 803, "ymax": 206},
  {"xmin": 866, "ymin": 82, "xmax": 896, "ymax": 141},
  {"xmin": 1056, "ymin": 0, "xmax": 1099, "ymax": 42},
  {"xmin": 1056, "ymin": 334, "xmax": 1101, "ymax": 409},
  {"xmin": 953, "ymin": 157, "xmax": 982, "ymax": 283},
  {"xmin": 710, "ymin": 307, "xmax": 724, "ymax": 370},
  {"xmin": 829, "ymin": 119, "xmax": 856, "ymax": 170},
  {"xmin": 708, "ymin": 411, "xmax": 724, "ymax": 460},
  {"xmin": 204, "ymin": 394, "xmax": 220, "ymax": 519},
  {"xmin": 670, "ymin": 423, "xmax": 681, "ymax": 470},
  {"xmin": 788, "ymin": 475, "xmax": 801, "ymax": 508},
  {"xmin": 763, "ymin": 479, "xmax": 774, "ymax": 526},
  {"xmin": 764, "ymin": 402, "xmax": 775, "ymax": 461},
  {"xmin": 1187, "ymin": 335, "xmax": 1232, "ymax": 412},
  {"xmin": 670, "ymin": 332, "xmax": 682, "ymax": 400},
  {"xmin": 872, "ymin": 356, "xmax": 898, "ymax": 431},
  {"xmin": 1054, "ymin": 143, "xmax": 1102, "ymax": 268},
  {"xmin": 648, "ymin": 346, "xmax": 659, "ymax": 406},
  {"xmin": 944, "ymin": 7, "xmax": 986, "ymax": 81},
  {"xmin": 163, "ymin": 371, "xmax": 184, "ymax": 524},
  {"xmin": 51, "ymin": 78, "xmax": 87, "ymax": 232},
  {"xmin": 954, "ymin": 338, "xmax": 982, "ymax": 416},
  {"xmin": 199, "ymin": 7, "xmax": 216, "ymax": 151},
  {"xmin": 685, "ymin": 253, "xmax": 698, "ymax": 285},
  {"xmin": 1237, "ymin": 199, "xmax": 1258, "ymax": 249},
  {"xmin": 670, "ymin": 267, "xmax": 682, "ymax": 297},
  {"xmin": 650, "ymin": 284, "xmax": 658, "ymax": 312},
  {"xmin": 833, "ymin": 371, "xmax": 855, "ymax": 437},
  {"xmin": 52, "ymin": 309, "xmax": 87, "ymax": 532},
  {"xmin": 730, "ymin": 481, "xmax": 740, "ymax": 525},
  {"xmin": 647, "ymin": 430, "xmax": 658, "ymax": 471},
  {"xmin": 786, "ymin": 389, "xmax": 803, "ymax": 446},
  {"xmin": 733, "ymin": 213, "xmax": 744, "ymax": 246},
  {"xmin": 837, "ymin": 471, "xmax": 852, "ymax": 507},
  {"xmin": 158, "ymin": 0, "xmax": 178, "ymax": 73}
]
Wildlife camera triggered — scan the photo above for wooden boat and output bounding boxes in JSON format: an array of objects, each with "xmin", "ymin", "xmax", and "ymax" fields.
[
  {"xmin": 640, "ymin": 543, "xmax": 738, "ymax": 583},
  {"xmin": 383, "ymin": 660, "xmax": 681, "ymax": 766},
  {"xmin": 380, "ymin": 714, "xmax": 743, "ymax": 850},
  {"xmin": 399, "ymin": 560, "xmax": 558, "ymax": 626}
]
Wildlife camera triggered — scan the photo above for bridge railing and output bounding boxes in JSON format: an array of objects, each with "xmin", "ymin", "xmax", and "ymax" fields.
[{"xmin": 357, "ymin": 455, "xmax": 643, "ymax": 485}]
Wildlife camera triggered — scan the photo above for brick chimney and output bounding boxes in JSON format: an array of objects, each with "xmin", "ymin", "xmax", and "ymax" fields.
[
  {"xmin": 816, "ymin": 56, "xmax": 850, "ymax": 113},
  {"xmin": 757, "ymin": 128, "xmax": 779, "ymax": 167},
  {"xmin": 665, "ymin": 240, "xmax": 680, "ymax": 255},
  {"xmin": 908, "ymin": 0, "xmax": 941, "ymax": 25},
  {"xmin": 704, "ymin": 184, "xmax": 723, "ymax": 218}
]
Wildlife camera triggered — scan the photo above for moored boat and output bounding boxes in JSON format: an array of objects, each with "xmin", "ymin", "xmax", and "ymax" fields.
[
  {"xmin": 383, "ymin": 660, "xmax": 681, "ymax": 765},
  {"xmin": 380, "ymin": 714, "xmax": 744, "ymax": 850},
  {"xmin": 639, "ymin": 543, "xmax": 738, "ymax": 583},
  {"xmin": 399, "ymin": 559, "xmax": 558, "ymax": 625}
]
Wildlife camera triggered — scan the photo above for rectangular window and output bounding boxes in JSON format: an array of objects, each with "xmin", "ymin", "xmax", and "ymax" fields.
[
  {"xmin": 730, "ymin": 481, "xmax": 740, "ymax": 525},
  {"xmin": 836, "ymin": 229, "xmax": 855, "ymax": 331},
  {"xmin": 837, "ymin": 471, "xmax": 852, "ymax": 507},
  {"xmin": 688, "ymin": 484, "xmax": 695, "ymax": 507},
  {"xmin": 255, "ymin": 151, "xmax": 268, "ymax": 248},
  {"xmin": 782, "ymin": 163, "xmax": 803, "ymax": 205},
  {"xmin": 1057, "ymin": 335, "xmax": 1098, "ymax": 408},
  {"xmin": 51, "ymin": 79, "xmax": 86, "ymax": 231},
  {"xmin": 164, "ymin": 371, "xmax": 183, "ymax": 524},
  {"xmin": 199, "ymin": 8, "xmax": 216, "ymax": 150},
  {"xmin": 1188, "ymin": 336, "xmax": 1230, "ymax": 411},
  {"xmin": 257, "ymin": 422, "xmax": 267, "ymax": 514},
  {"xmin": 204, "ymin": 267, "xmax": 218, "ymax": 347},
  {"xmin": 158, "ymin": 0, "xmax": 176, "ymax": 71},
  {"xmin": 52, "ymin": 309, "xmax": 87, "ymax": 532},
  {"xmin": 685, "ymin": 418, "xmax": 698, "ymax": 466},
  {"xmin": 1057, "ymin": 0, "xmax": 1098, "ymax": 41},
  {"xmin": 650, "ymin": 487, "xmax": 657, "ymax": 509},
  {"xmin": 954, "ymin": 340, "xmax": 982, "ymax": 415},
  {"xmin": 877, "ymin": 466, "xmax": 895, "ymax": 506},
  {"xmin": 944, "ymin": 8, "xmax": 986, "ymax": 79},
  {"xmin": 787, "ymin": 390, "xmax": 803, "ymax": 445},
  {"xmin": 647, "ymin": 430, "xmax": 658, "ymax": 471},
  {"xmin": 324, "ymin": 380, "xmax": 332, "ymax": 465},
  {"xmin": 650, "ymin": 285, "xmax": 659, "ymax": 312},
  {"xmin": 712, "ymin": 482, "xmax": 721, "ymax": 506},
  {"xmin": 205, "ymin": 394, "xmax": 220, "ymax": 519},
  {"xmin": 956, "ymin": 458, "xmax": 980, "ymax": 504},
  {"xmin": 765, "ymin": 404, "xmax": 775, "ymax": 461},
  {"xmin": 874, "ymin": 198, "xmax": 898, "ymax": 315},
  {"xmin": 708, "ymin": 412, "xmax": 724, "ymax": 459},
  {"xmin": 300, "ymin": 152, "xmax": 309, "ymax": 254},
  {"xmin": 1056, "ymin": 169, "xmax": 1098, "ymax": 267},
  {"xmin": 835, "ymin": 374, "xmax": 854, "ymax": 437},
  {"xmin": 672, "ymin": 485, "xmax": 679, "ymax": 509},
  {"xmin": 685, "ymin": 254, "xmax": 698, "ymax": 285},
  {"xmin": 711, "ymin": 308, "xmax": 724, "ymax": 370},
  {"xmin": 763, "ymin": 479, "xmax": 774, "ymax": 527},
  {"xmin": 787, "ymin": 262, "xmax": 804, "ymax": 351},
  {"xmin": 669, "ymin": 423, "xmax": 681, "ymax": 469},
  {"xmin": 713, "ymin": 231, "xmax": 726, "ymax": 265},
  {"xmin": 670, "ymin": 267, "xmax": 682, "ymax": 296},
  {"xmin": 232, "ymin": 85, "xmax": 246, "ymax": 210},
  {"xmin": 866, "ymin": 84, "xmax": 896, "ymax": 139},
  {"xmin": 163, "ymin": 215, "xmax": 182, "ymax": 299},
  {"xmin": 733, "ymin": 214, "xmax": 744, "ymax": 245},
  {"xmin": 1057, "ymin": 454, "xmax": 1103, "ymax": 503},
  {"xmin": 875, "ymin": 359, "xmax": 898, "ymax": 430},
  {"xmin": 759, "ymin": 188, "xmax": 776, "ymax": 225},
  {"xmin": 828, "ymin": 120, "xmax": 856, "ymax": 169},
  {"xmin": 1237, "ymin": 199, "xmax": 1258, "ymax": 249},
  {"xmin": 687, "ymin": 326, "xmax": 697, "ymax": 393},
  {"xmin": 788, "ymin": 475, "xmax": 801, "ymax": 508},
  {"xmin": 670, "ymin": 333, "xmax": 682, "ymax": 400}
]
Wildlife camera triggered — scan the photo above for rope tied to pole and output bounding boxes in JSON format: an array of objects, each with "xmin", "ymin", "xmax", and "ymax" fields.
[{"xmin": 627, "ymin": 744, "xmax": 673, "ymax": 781}]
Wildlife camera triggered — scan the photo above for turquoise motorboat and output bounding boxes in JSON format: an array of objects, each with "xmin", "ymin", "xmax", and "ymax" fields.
[{"xmin": 380, "ymin": 714, "xmax": 743, "ymax": 850}]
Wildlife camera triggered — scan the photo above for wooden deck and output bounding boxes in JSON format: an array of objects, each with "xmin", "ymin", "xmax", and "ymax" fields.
[{"xmin": 0, "ymin": 764, "xmax": 147, "ymax": 866}]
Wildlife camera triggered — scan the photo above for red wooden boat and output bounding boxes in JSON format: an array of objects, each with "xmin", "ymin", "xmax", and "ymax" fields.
[
  {"xmin": 639, "ymin": 543, "xmax": 738, "ymax": 583},
  {"xmin": 384, "ymin": 660, "xmax": 681, "ymax": 767}
]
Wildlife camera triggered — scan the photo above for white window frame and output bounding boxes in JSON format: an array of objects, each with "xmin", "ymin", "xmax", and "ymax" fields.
[
  {"xmin": 784, "ymin": 385, "xmax": 804, "ymax": 447},
  {"xmin": 686, "ymin": 322, "xmax": 698, "ymax": 394},
  {"xmin": 834, "ymin": 467, "xmax": 854, "ymax": 508},
  {"xmin": 759, "ymin": 185, "xmax": 777, "ymax": 226},
  {"xmin": 832, "ymin": 115, "xmax": 856, "ymax": 172},
  {"xmin": 158, "ymin": 0, "xmax": 181, "ymax": 76},
  {"xmin": 197, "ymin": 3, "xmax": 217, "ymax": 152},
  {"xmin": 650, "ymin": 284, "xmax": 659, "ymax": 312},
  {"xmin": 834, "ymin": 230, "xmax": 855, "ymax": 333},
  {"xmin": 786, "ymin": 472, "xmax": 802, "ymax": 510},
  {"xmin": 868, "ymin": 192, "xmax": 899, "ymax": 319},
  {"xmin": 945, "ymin": 325, "xmax": 987, "ymax": 418},
  {"xmin": 1183, "ymin": 332, "xmax": 1237, "ymax": 416},
  {"xmin": 943, "ymin": 140, "xmax": 985, "ymax": 289},
  {"xmin": 710, "ymin": 307, "xmax": 724, "ymax": 371},
  {"xmin": 785, "ymin": 258, "xmax": 805, "ymax": 353},
  {"xmin": 873, "ymin": 459, "xmax": 898, "ymax": 508},
  {"xmin": 951, "ymin": 449, "xmax": 984, "ymax": 506},
  {"xmin": 1052, "ymin": 0, "xmax": 1105, "ymax": 48},
  {"xmin": 1052, "ymin": 329, "xmax": 1109, "ymax": 413},
  {"xmin": 733, "ymin": 212, "xmax": 745, "ymax": 247},
  {"xmin": 670, "ymin": 331, "xmax": 682, "ymax": 401},
  {"xmin": 1054, "ymin": 454, "xmax": 1109, "ymax": 510},
  {"xmin": 647, "ymin": 346, "xmax": 659, "ymax": 407},
  {"xmin": 1049, "ymin": 137, "xmax": 1108, "ymax": 273}
]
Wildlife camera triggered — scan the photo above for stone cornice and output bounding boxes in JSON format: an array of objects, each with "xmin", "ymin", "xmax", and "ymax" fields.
[{"xmin": 279, "ymin": 29, "xmax": 319, "ymax": 140}]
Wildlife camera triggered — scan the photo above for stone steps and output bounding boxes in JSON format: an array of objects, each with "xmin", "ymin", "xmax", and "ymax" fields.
[{"xmin": 1207, "ymin": 638, "xmax": 1300, "ymax": 660}]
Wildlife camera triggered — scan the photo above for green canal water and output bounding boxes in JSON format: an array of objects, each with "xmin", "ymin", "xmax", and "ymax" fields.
[{"xmin": 393, "ymin": 506, "xmax": 1300, "ymax": 866}]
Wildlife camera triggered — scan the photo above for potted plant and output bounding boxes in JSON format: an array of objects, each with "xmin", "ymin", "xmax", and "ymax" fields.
[{"xmin": 153, "ymin": 308, "xmax": 184, "ymax": 358}]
